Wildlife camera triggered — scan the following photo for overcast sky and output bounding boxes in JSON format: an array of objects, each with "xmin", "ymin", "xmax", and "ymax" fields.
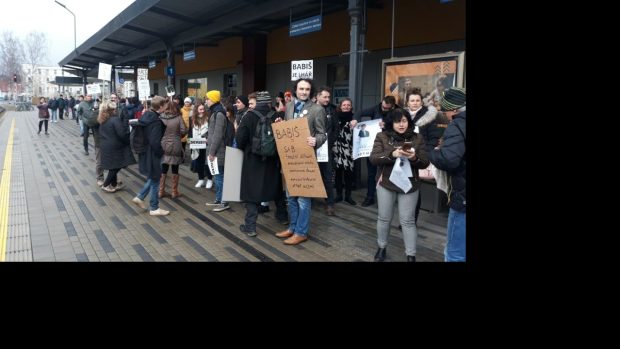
[{"xmin": 2, "ymin": 0, "xmax": 135, "ymax": 66}]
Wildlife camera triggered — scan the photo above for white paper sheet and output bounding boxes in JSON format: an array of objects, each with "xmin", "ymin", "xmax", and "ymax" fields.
[
  {"xmin": 389, "ymin": 157, "xmax": 413, "ymax": 192},
  {"xmin": 207, "ymin": 157, "xmax": 219, "ymax": 175}
]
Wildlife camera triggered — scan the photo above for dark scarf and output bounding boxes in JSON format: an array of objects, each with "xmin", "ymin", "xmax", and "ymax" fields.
[
  {"xmin": 386, "ymin": 127, "xmax": 415, "ymax": 143},
  {"xmin": 338, "ymin": 111, "xmax": 353, "ymax": 126}
]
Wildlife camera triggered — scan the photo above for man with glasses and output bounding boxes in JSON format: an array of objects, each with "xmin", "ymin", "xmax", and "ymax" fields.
[{"xmin": 351, "ymin": 95, "xmax": 397, "ymax": 207}]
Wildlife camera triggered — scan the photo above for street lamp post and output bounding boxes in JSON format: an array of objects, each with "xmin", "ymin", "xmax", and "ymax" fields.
[{"xmin": 55, "ymin": 0, "xmax": 77, "ymax": 95}]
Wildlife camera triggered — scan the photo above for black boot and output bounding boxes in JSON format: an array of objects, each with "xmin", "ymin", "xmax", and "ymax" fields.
[
  {"xmin": 345, "ymin": 196, "xmax": 357, "ymax": 205},
  {"xmin": 407, "ymin": 255, "xmax": 416, "ymax": 262},
  {"xmin": 334, "ymin": 193, "xmax": 343, "ymax": 203},
  {"xmin": 374, "ymin": 247, "xmax": 386, "ymax": 262}
]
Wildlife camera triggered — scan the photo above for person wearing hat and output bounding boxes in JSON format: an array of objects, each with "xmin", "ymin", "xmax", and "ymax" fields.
[
  {"xmin": 205, "ymin": 90, "xmax": 231, "ymax": 212},
  {"xmin": 235, "ymin": 91, "xmax": 282, "ymax": 237},
  {"xmin": 181, "ymin": 97, "xmax": 193, "ymax": 151},
  {"xmin": 427, "ymin": 87, "xmax": 466, "ymax": 262}
]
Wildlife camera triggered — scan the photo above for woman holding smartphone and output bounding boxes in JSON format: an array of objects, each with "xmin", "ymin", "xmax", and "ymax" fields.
[{"xmin": 369, "ymin": 108, "xmax": 429, "ymax": 262}]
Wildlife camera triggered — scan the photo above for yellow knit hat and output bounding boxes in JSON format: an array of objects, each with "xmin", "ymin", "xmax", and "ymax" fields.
[{"xmin": 206, "ymin": 90, "xmax": 221, "ymax": 103}]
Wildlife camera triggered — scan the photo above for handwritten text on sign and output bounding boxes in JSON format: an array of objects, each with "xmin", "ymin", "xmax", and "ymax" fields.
[{"xmin": 272, "ymin": 118, "xmax": 326, "ymax": 198}]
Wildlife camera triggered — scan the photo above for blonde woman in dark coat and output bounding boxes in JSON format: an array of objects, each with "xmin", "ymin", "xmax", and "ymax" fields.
[
  {"xmin": 159, "ymin": 99, "xmax": 187, "ymax": 198},
  {"xmin": 98, "ymin": 101, "xmax": 136, "ymax": 193}
]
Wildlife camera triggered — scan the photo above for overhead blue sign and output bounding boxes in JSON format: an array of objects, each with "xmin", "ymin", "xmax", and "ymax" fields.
[
  {"xmin": 183, "ymin": 50, "xmax": 196, "ymax": 62},
  {"xmin": 289, "ymin": 15, "xmax": 322, "ymax": 37},
  {"xmin": 119, "ymin": 78, "xmax": 125, "ymax": 84},
  {"xmin": 166, "ymin": 66, "xmax": 175, "ymax": 76},
  {"xmin": 148, "ymin": 59, "xmax": 156, "ymax": 69}
]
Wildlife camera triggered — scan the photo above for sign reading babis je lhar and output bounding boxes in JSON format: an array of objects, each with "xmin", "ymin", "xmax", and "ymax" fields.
[{"xmin": 291, "ymin": 60, "xmax": 313, "ymax": 81}]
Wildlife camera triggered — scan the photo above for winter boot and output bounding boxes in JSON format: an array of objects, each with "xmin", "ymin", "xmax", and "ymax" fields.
[
  {"xmin": 171, "ymin": 174, "xmax": 182, "ymax": 199},
  {"xmin": 158, "ymin": 174, "xmax": 168, "ymax": 198}
]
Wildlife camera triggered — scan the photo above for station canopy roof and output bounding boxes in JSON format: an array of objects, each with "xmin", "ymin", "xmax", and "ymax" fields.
[{"xmin": 59, "ymin": 0, "xmax": 382, "ymax": 77}]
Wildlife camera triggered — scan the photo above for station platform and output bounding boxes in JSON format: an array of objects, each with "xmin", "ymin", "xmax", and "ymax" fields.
[{"xmin": 0, "ymin": 110, "xmax": 447, "ymax": 262}]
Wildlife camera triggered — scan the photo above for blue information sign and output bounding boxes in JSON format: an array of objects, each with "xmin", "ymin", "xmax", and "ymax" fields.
[
  {"xmin": 183, "ymin": 50, "xmax": 196, "ymax": 62},
  {"xmin": 166, "ymin": 66, "xmax": 175, "ymax": 76},
  {"xmin": 289, "ymin": 15, "xmax": 322, "ymax": 37}
]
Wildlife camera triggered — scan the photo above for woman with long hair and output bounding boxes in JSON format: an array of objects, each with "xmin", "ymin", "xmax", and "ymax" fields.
[{"xmin": 159, "ymin": 99, "xmax": 187, "ymax": 198}]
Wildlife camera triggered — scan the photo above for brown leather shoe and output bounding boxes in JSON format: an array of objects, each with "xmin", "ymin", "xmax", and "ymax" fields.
[
  {"xmin": 275, "ymin": 230, "xmax": 294, "ymax": 238},
  {"xmin": 283, "ymin": 234, "xmax": 308, "ymax": 245},
  {"xmin": 326, "ymin": 206, "xmax": 335, "ymax": 216}
]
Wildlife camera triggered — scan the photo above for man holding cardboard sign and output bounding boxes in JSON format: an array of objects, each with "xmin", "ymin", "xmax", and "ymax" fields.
[{"xmin": 273, "ymin": 78, "xmax": 326, "ymax": 245}]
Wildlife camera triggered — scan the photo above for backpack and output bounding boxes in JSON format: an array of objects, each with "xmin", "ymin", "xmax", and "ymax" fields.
[
  {"xmin": 130, "ymin": 123, "xmax": 147, "ymax": 154},
  {"xmin": 250, "ymin": 110, "xmax": 276, "ymax": 158},
  {"xmin": 83, "ymin": 111, "xmax": 99, "ymax": 127}
]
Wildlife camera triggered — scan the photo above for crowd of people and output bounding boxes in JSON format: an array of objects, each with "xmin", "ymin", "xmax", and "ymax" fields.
[{"xmin": 34, "ymin": 78, "xmax": 466, "ymax": 262}]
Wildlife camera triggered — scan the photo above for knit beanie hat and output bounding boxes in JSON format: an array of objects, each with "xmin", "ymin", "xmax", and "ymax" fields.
[
  {"xmin": 440, "ymin": 87, "xmax": 466, "ymax": 111},
  {"xmin": 206, "ymin": 90, "xmax": 221, "ymax": 103},
  {"xmin": 236, "ymin": 95, "xmax": 249, "ymax": 107},
  {"xmin": 184, "ymin": 97, "xmax": 192, "ymax": 104},
  {"xmin": 255, "ymin": 91, "xmax": 271, "ymax": 105}
]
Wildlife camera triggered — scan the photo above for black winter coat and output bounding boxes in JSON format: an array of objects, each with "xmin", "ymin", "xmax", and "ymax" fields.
[
  {"xmin": 235, "ymin": 105, "xmax": 280, "ymax": 203},
  {"xmin": 99, "ymin": 116, "xmax": 136, "ymax": 170},
  {"xmin": 138, "ymin": 110, "xmax": 165, "ymax": 180},
  {"xmin": 428, "ymin": 111, "xmax": 466, "ymax": 211}
]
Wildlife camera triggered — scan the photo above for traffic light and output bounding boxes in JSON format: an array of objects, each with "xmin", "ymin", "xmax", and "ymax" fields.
[{"xmin": 13, "ymin": 74, "xmax": 17, "ymax": 83}]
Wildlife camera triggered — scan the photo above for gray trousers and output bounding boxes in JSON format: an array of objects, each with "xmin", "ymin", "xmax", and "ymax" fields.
[{"xmin": 376, "ymin": 185, "xmax": 419, "ymax": 257}]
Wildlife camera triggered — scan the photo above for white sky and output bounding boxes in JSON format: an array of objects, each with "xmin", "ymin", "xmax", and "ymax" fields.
[{"xmin": 1, "ymin": 0, "xmax": 135, "ymax": 66}]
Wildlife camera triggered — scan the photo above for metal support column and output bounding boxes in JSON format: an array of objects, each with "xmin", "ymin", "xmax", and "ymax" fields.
[
  {"xmin": 348, "ymin": 0, "xmax": 363, "ymax": 113},
  {"xmin": 165, "ymin": 40, "xmax": 176, "ymax": 93}
]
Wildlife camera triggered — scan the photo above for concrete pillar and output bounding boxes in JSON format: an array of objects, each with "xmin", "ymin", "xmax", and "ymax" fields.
[{"xmin": 242, "ymin": 34, "xmax": 267, "ymax": 95}]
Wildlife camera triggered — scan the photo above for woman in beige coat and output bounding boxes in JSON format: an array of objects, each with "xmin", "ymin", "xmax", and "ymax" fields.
[{"xmin": 159, "ymin": 99, "xmax": 187, "ymax": 198}]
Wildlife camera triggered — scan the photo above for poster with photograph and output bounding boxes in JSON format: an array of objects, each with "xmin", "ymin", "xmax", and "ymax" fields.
[
  {"xmin": 382, "ymin": 52, "xmax": 465, "ymax": 108},
  {"xmin": 352, "ymin": 119, "xmax": 382, "ymax": 160}
]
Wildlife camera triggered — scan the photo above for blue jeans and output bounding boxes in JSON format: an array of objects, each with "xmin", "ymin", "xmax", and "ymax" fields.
[
  {"xmin": 287, "ymin": 195, "xmax": 312, "ymax": 236},
  {"xmin": 137, "ymin": 178, "xmax": 161, "ymax": 211},
  {"xmin": 214, "ymin": 166, "xmax": 225, "ymax": 202},
  {"xmin": 366, "ymin": 158, "xmax": 377, "ymax": 199},
  {"xmin": 445, "ymin": 208, "xmax": 466, "ymax": 262}
]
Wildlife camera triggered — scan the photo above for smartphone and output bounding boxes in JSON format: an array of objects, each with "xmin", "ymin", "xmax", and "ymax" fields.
[{"xmin": 401, "ymin": 142, "xmax": 413, "ymax": 152}]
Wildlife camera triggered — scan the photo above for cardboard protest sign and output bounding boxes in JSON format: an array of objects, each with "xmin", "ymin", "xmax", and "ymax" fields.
[{"xmin": 272, "ymin": 118, "xmax": 326, "ymax": 198}]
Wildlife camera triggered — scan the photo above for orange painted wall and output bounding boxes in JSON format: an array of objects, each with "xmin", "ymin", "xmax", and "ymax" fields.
[
  {"xmin": 149, "ymin": 37, "xmax": 242, "ymax": 80},
  {"xmin": 267, "ymin": 0, "xmax": 465, "ymax": 65}
]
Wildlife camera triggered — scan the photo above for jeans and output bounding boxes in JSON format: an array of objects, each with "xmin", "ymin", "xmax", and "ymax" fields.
[
  {"xmin": 366, "ymin": 158, "xmax": 377, "ymax": 199},
  {"xmin": 287, "ymin": 194, "xmax": 312, "ymax": 236},
  {"xmin": 318, "ymin": 160, "xmax": 334, "ymax": 206},
  {"xmin": 445, "ymin": 208, "xmax": 466, "ymax": 262},
  {"xmin": 79, "ymin": 118, "xmax": 84, "ymax": 132},
  {"xmin": 51, "ymin": 109, "xmax": 58, "ymax": 122},
  {"xmin": 214, "ymin": 166, "xmax": 225, "ymax": 202},
  {"xmin": 244, "ymin": 202, "xmax": 259, "ymax": 232},
  {"xmin": 137, "ymin": 178, "xmax": 161, "ymax": 211},
  {"xmin": 376, "ymin": 185, "xmax": 419, "ymax": 257}
]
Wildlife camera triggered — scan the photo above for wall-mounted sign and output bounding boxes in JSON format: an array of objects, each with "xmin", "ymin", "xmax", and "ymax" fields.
[
  {"xmin": 289, "ymin": 15, "xmax": 322, "ymax": 37},
  {"xmin": 183, "ymin": 50, "xmax": 196, "ymax": 62},
  {"xmin": 166, "ymin": 66, "xmax": 175, "ymax": 76},
  {"xmin": 98, "ymin": 62, "xmax": 112, "ymax": 81},
  {"xmin": 148, "ymin": 59, "xmax": 156, "ymax": 69},
  {"xmin": 291, "ymin": 60, "xmax": 313, "ymax": 81}
]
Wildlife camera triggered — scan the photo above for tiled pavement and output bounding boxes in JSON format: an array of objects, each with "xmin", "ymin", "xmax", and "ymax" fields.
[{"xmin": 0, "ymin": 110, "xmax": 447, "ymax": 262}]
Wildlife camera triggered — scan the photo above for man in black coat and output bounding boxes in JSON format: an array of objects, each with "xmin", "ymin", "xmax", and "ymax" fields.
[
  {"xmin": 316, "ymin": 86, "xmax": 341, "ymax": 214},
  {"xmin": 235, "ymin": 91, "xmax": 281, "ymax": 237}
]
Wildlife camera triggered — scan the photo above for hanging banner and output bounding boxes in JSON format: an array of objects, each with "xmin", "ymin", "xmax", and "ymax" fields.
[
  {"xmin": 98, "ymin": 62, "xmax": 112, "ymax": 81},
  {"xmin": 291, "ymin": 60, "xmax": 313, "ymax": 81},
  {"xmin": 272, "ymin": 118, "xmax": 326, "ymax": 198},
  {"xmin": 183, "ymin": 50, "xmax": 196, "ymax": 62}
]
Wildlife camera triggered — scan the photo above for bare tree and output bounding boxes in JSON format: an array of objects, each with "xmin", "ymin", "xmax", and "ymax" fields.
[
  {"xmin": 0, "ymin": 31, "xmax": 24, "ymax": 100},
  {"xmin": 24, "ymin": 31, "xmax": 48, "ymax": 97}
]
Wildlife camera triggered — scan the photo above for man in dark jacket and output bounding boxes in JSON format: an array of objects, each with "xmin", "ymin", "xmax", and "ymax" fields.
[
  {"xmin": 235, "ymin": 91, "xmax": 281, "ymax": 237},
  {"xmin": 57, "ymin": 94, "xmax": 66, "ymax": 120},
  {"xmin": 352, "ymin": 95, "xmax": 397, "ymax": 207},
  {"xmin": 131, "ymin": 96, "xmax": 169, "ymax": 216},
  {"xmin": 427, "ymin": 87, "xmax": 466, "ymax": 262},
  {"xmin": 77, "ymin": 94, "xmax": 104, "ymax": 185},
  {"xmin": 316, "ymin": 86, "xmax": 340, "ymax": 214}
]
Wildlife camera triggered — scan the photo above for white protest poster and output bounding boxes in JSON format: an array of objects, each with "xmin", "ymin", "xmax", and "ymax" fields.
[
  {"xmin": 98, "ymin": 62, "xmax": 112, "ymax": 81},
  {"xmin": 207, "ymin": 157, "xmax": 219, "ymax": 175},
  {"xmin": 222, "ymin": 146, "xmax": 243, "ymax": 202},
  {"xmin": 189, "ymin": 138, "xmax": 206, "ymax": 149},
  {"xmin": 137, "ymin": 68, "xmax": 148, "ymax": 81},
  {"xmin": 137, "ymin": 80, "xmax": 150, "ymax": 101},
  {"xmin": 291, "ymin": 60, "xmax": 313, "ymax": 81},
  {"xmin": 352, "ymin": 119, "xmax": 381, "ymax": 160},
  {"xmin": 389, "ymin": 157, "xmax": 413, "ymax": 193},
  {"xmin": 316, "ymin": 139, "xmax": 328, "ymax": 162},
  {"xmin": 88, "ymin": 84, "xmax": 101, "ymax": 95}
]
